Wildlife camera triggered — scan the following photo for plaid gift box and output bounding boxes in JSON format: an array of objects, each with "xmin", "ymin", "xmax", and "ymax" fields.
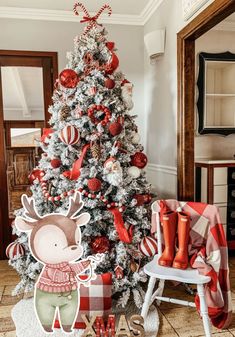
[{"xmin": 54, "ymin": 272, "xmax": 112, "ymax": 330}]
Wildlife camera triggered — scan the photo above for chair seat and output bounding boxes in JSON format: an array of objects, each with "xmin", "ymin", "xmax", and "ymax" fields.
[{"xmin": 144, "ymin": 255, "xmax": 211, "ymax": 284}]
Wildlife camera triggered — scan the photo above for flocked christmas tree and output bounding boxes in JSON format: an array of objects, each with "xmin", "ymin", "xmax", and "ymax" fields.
[{"xmin": 8, "ymin": 3, "xmax": 156, "ymax": 307}]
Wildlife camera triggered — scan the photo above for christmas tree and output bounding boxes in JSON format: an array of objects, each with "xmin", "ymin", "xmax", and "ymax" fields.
[{"xmin": 8, "ymin": 3, "xmax": 154, "ymax": 307}]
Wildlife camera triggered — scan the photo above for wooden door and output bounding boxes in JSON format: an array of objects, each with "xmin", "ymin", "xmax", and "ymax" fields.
[{"xmin": 0, "ymin": 51, "xmax": 58, "ymax": 259}]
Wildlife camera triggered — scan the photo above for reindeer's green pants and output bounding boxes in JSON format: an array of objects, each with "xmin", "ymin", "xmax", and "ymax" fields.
[{"xmin": 35, "ymin": 289, "xmax": 79, "ymax": 328}]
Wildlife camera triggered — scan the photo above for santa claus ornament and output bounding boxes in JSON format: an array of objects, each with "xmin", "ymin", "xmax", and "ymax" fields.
[
  {"xmin": 59, "ymin": 125, "xmax": 80, "ymax": 146},
  {"xmin": 59, "ymin": 69, "xmax": 79, "ymax": 89},
  {"xmin": 121, "ymin": 80, "xmax": 134, "ymax": 110},
  {"xmin": 103, "ymin": 157, "xmax": 123, "ymax": 186}
]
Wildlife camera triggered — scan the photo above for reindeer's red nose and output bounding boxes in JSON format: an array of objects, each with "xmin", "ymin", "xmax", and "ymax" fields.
[{"xmin": 70, "ymin": 245, "xmax": 78, "ymax": 250}]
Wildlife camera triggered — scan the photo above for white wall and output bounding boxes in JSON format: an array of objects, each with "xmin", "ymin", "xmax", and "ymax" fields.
[
  {"xmin": 195, "ymin": 29, "xmax": 235, "ymax": 160},
  {"xmin": 0, "ymin": 18, "xmax": 144, "ymax": 135},
  {"xmin": 144, "ymin": 0, "xmax": 214, "ymax": 198}
]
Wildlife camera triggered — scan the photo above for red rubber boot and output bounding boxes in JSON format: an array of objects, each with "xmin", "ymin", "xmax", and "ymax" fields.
[
  {"xmin": 158, "ymin": 211, "xmax": 177, "ymax": 267},
  {"xmin": 172, "ymin": 212, "xmax": 190, "ymax": 270}
]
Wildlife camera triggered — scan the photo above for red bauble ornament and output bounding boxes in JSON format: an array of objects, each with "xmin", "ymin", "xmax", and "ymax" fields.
[
  {"xmin": 134, "ymin": 194, "xmax": 152, "ymax": 206},
  {"xmin": 59, "ymin": 125, "xmax": 80, "ymax": 145},
  {"xmin": 106, "ymin": 53, "xmax": 119, "ymax": 74},
  {"xmin": 131, "ymin": 152, "xmax": 148, "ymax": 169},
  {"xmin": 139, "ymin": 236, "xmax": 158, "ymax": 257},
  {"xmin": 115, "ymin": 265, "xmax": 124, "ymax": 280},
  {"xmin": 106, "ymin": 42, "xmax": 115, "ymax": 51},
  {"xmin": 6, "ymin": 241, "xmax": 25, "ymax": 259},
  {"xmin": 51, "ymin": 159, "xmax": 62, "ymax": 169},
  {"xmin": 87, "ymin": 178, "xmax": 102, "ymax": 192},
  {"xmin": 109, "ymin": 122, "xmax": 123, "ymax": 136},
  {"xmin": 29, "ymin": 169, "xmax": 45, "ymax": 184},
  {"xmin": 105, "ymin": 78, "xmax": 115, "ymax": 89},
  {"xmin": 91, "ymin": 236, "xmax": 110, "ymax": 254},
  {"xmin": 59, "ymin": 69, "xmax": 79, "ymax": 88}
]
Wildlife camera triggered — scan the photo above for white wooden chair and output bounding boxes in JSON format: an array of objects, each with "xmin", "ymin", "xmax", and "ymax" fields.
[{"xmin": 141, "ymin": 201, "xmax": 212, "ymax": 337}]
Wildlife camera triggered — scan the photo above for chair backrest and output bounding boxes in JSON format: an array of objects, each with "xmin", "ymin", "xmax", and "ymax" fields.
[{"xmin": 151, "ymin": 201, "xmax": 162, "ymax": 257}]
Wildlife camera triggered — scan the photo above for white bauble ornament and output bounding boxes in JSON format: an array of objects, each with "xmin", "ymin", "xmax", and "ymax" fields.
[
  {"xmin": 132, "ymin": 132, "xmax": 141, "ymax": 144},
  {"xmin": 128, "ymin": 166, "xmax": 141, "ymax": 178}
]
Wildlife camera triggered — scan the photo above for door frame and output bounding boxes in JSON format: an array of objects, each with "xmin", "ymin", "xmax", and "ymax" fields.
[
  {"xmin": 177, "ymin": 0, "xmax": 235, "ymax": 200},
  {"xmin": 0, "ymin": 50, "xmax": 58, "ymax": 259}
]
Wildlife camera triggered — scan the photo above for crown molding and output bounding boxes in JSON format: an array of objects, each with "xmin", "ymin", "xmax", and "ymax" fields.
[
  {"xmin": 0, "ymin": 1, "xmax": 165, "ymax": 26},
  {"xmin": 212, "ymin": 21, "xmax": 235, "ymax": 32},
  {"xmin": 141, "ymin": 0, "xmax": 165, "ymax": 25}
]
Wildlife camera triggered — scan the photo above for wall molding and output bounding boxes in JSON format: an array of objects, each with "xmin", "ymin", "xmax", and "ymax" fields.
[
  {"xmin": 0, "ymin": 1, "xmax": 165, "ymax": 26},
  {"xmin": 147, "ymin": 163, "xmax": 177, "ymax": 176}
]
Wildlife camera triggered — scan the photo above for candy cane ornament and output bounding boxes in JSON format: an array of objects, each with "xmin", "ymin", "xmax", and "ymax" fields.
[{"xmin": 73, "ymin": 3, "xmax": 112, "ymax": 35}]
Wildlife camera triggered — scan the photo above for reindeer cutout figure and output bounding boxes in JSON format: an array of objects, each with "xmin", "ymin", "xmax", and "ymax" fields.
[{"xmin": 15, "ymin": 192, "xmax": 103, "ymax": 334}]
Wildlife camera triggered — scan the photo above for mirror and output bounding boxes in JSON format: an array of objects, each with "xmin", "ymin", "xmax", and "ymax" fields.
[
  {"xmin": 1, "ymin": 67, "xmax": 44, "ymax": 120},
  {"xmin": 197, "ymin": 52, "xmax": 235, "ymax": 135}
]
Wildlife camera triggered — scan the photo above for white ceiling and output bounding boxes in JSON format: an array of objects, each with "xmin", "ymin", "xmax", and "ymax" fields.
[
  {"xmin": 0, "ymin": 0, "xmax": 162, "ymax": 25},
  {"xmin": 0, "ymin": 0, "xmax": 152, "ymax": 15}
]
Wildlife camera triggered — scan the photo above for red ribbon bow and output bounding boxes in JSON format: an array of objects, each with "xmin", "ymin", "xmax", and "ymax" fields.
[{"xmin": 73, "ymin": 3, "xmax": 112, "ymax": 35}]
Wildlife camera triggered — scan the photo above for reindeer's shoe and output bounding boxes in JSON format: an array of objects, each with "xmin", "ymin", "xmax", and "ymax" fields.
[
  {"xmin": 42, "ymin": 325, "xmax": 53, "ymax": 333},
  {"xmin": 62, "ymin": 325, "xmax": 73, "ymax": 333}
]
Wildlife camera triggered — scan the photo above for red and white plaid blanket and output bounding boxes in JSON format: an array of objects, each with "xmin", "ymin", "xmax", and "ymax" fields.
[
  {"xmin": 55, "ymin": 272, "xmax": 112, "ymax": 329},
  {"xmin": 151, "ymin": 200, "xmax": 232, "ymax": 329}
]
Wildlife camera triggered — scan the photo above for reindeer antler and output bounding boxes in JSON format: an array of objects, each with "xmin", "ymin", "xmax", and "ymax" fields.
[
  {"xmin": 22, "ymin": 195, "xmax": 41, "ymax": 221},
  {"xmin": 66, "ymin": 192, "xmax": 84, "ymax": 218}
]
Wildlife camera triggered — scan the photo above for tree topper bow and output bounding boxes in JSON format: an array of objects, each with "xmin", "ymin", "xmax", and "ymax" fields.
[{"xmin": 73, "ymin": 3, "xmax": 112, "ymax": 35}]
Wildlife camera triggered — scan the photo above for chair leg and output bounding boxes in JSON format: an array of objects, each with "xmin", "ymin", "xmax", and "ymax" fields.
[
  {"xmin": 141, "ymin": 276, "xmax": 156, "ymax": 319},
  {"xmin": 156, "ymin": 279, "xmax": 165, "ymax": 306},
  {"xmin": 197, "ymin": 284, "xmax": 211, "ymax": 337}
]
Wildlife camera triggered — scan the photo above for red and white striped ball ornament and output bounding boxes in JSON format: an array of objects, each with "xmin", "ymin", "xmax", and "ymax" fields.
[
  {"xmin": 59, "ymin": 125, "xmax": 80, "ymax": 145},
  {"xmin": 139, "ymin": 236, "xmax": 158, "ymax": 257},
  {"xmin": 6, "ymin": 241, "xmax": 25, "ymax": 259}
]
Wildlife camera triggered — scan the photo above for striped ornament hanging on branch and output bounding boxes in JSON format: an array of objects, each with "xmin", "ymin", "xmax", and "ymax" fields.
[
  {"xmin": 139, "ymin": 236, "xmax": 158, "ymax": 257},
  {"xmin": 59, "ymin": 125, "xmax": 80, "ymax": 145}
]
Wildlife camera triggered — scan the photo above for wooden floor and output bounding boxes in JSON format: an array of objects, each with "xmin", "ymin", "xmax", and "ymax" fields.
[{"xmin": 0, "ymin": 259, "xmax": 235, "ymax": 337}]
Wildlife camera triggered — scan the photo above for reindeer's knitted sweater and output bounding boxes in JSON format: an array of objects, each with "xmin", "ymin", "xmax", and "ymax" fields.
[{"xmin": 36, "ymin": 260, "xmax": 90, "ymax": 293}]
